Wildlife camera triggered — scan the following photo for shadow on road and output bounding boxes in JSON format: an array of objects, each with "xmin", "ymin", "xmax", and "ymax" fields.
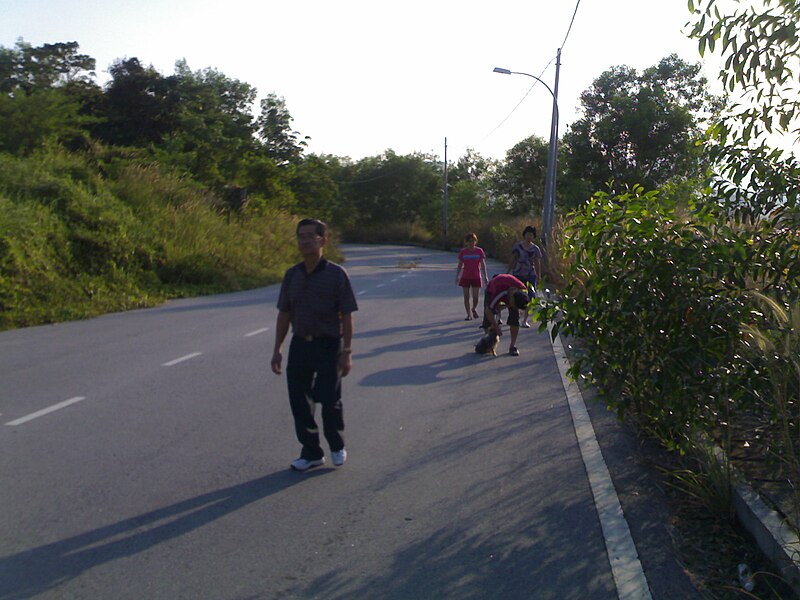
[
  {"xmin": 357, "ymin": 321, "xmax": 480, "ymax": 356},
  {"xmin": 301, "ymin": 399, "xmax": 616, "ymax": 599},
  {"xmin": 0, "ymin": 469, "xmax": 324, "ymax": 600},
  {"xmin": 359, "ymin": 354, "xmax": 477, "ymax": 386}
]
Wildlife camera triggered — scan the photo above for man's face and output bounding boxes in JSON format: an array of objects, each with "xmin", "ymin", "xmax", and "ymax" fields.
[{"xmin": 297, "ymin": 224, "xmax": 325, "ymax": 256}]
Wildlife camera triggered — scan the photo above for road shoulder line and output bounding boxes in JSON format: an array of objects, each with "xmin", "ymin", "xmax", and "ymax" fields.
[{"xmin": 552, "ymin": 331, "xmax": 652, "ymax": 600}]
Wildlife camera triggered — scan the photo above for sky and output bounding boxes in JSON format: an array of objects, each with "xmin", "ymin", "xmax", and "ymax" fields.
[{"xmin": 0, "ymin": 0, "xmax": 715, "ymax": 162}]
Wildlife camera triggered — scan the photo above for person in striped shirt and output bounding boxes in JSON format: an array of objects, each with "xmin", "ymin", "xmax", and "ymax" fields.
[{"xmin": 271, "ymin": 219, "xmax": 358, "ymax": 472}]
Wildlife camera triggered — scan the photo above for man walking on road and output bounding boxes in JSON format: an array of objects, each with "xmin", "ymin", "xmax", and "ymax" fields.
[{"xmin": 271, "ymin": 218, "xmax": 358, "ymax": 471}]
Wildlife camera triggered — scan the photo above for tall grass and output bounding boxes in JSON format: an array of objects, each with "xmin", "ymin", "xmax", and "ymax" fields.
[
  {"xmin": 0, "ymin": 145, "xmax": 304, "ymax": 330},
  {"xmin": 741, "ymin": 292, "xmax": 800, "ymax": 525},
  {"xmin": 342, "ymin": 219, "xmax": 434, "ymax": 245}
]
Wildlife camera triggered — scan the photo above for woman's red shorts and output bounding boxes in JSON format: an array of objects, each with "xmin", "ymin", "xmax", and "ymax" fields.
[{"xmin": 459, "ymin": 278, "xmax": 482, "ymax": 288}]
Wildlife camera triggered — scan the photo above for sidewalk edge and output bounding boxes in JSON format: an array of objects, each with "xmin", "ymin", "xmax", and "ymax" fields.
[{"xmin": 552, "ymin": 331, "xmax": 653, "ymax": 600}]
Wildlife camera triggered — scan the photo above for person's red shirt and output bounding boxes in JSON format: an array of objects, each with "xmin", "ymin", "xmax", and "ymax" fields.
[
  {"xmin": 485, "ymin": 274, "xmax": 524, "ymax": 311},
  {"xmin": 457, "ymin": 246, "xmax": 485, "ymax": 280}
]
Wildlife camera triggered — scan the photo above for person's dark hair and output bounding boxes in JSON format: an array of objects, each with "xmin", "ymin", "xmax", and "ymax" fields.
[
  {"xmin": 522, "ymin": 225, "xmax": 537, "ymax": 237},
  {"xmin": 297, "ymin": 218, "xmax": 327, "ymax": 237},
  {"xmin": 464, "ymin": 232, "xmax": 477, "ymax": 242},
  {"xmin": 512, "ymin": 291, "xmax": 529, "ymax": 309}
]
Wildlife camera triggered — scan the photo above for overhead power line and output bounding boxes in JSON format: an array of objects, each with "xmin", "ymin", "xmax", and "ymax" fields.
[
  {"xmin": 482, "ymin": 0, "xmax": 582, "ymax": 143},
  {"xmin": 560, "ymin": 0, "xmax": 582, "ymax": 51},
  {"xmin": 481, "ymin": 59, "xmax": 555, "ymax": 142}
]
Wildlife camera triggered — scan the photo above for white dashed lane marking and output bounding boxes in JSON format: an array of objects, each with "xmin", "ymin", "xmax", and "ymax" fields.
[
  {"xmin": 244, "ymin": 327, "xmax": 270, "ymax": 337},
  {"xmin": 5, "ymin": 261, "xmax": 416, "ymax": 426},
  {"xmin": 162, "ymin": 352, "xmax": 202, "ymax": 367},
  {"xmin": 5, "ymin": 396, "xmax": 87, "ymax": 426}
]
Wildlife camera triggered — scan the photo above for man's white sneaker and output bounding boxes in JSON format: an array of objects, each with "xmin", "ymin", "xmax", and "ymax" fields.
[
  {"xmin": 332, "ymin": 449, "xmax": 347, "ymax": 466},
  {"xmin": 290, "ymin": 457, "xmax": 325, "ymax": 471}
]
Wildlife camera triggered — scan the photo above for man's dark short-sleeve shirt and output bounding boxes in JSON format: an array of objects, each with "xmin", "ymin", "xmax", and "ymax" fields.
[{"xmin": 277, "ymin": 258, "xmax": 358, "ymax": 338}]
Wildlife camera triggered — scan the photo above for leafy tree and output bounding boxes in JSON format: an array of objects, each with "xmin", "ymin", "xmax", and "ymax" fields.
[
  {"xmin": 491, "ymin": 135, "xmax": 549, "ymax": 215},
  {"xmin": 339, "ymin": 150, "xmax": 440, "ymax": 230},
  {"xmin": 161, "ymin": 61, "xmax": 259, "ymax": 187},
  {"xmin": 289, "ymin": 154, "xmax": 342, "ymax": 222},
  {"xmin": 256, "ymin": 93, "xmax": 308, "ymax": 165},
  {"xmin": 0, "ymin": 40, "xmax": 100, "ymax": 153},
  {"xmin": 0, "ymin": 40, "xmax": 96, "ymax": 95},
  {"xmin": 238, "ymin": 154, "xmax": 297, "ymax": 214},
  {"xmin": 441, "ymin": 149, "xmax": 500, "ymax": 236},
  {"xmin": 448, "ymin": 148, "xmax": 496, "ymax": 185},
  {"xmin": 446, "ymin": 179, "xmax": 494, "ymax": 235},
  {"xmin": 0, "ymin": 90, "xmax": 89, "ymax": 154},
  {"xmin": 95, "ymin": 58, "xmax": 178, "ymax": 147},
  {"xmin": 552, "ymin": 137, "xmax": 590, "ymax": 211},
  {"xmin": 97, "ymin": 58, "xmax": 260, "ymax": 187},
  {"xmin": 564, "ymin": 54, "xmax": 718, "ymax": 195},
  {"xmin": 689, "ymin": 0, "xmax": 800, "ymax": 221}
]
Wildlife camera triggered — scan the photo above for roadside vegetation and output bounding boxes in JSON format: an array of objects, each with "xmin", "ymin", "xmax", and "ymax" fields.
[
  {"xmin": 2, "ymin": 0, "xmax": 800, "ymax": 595},
  {"xmin": 0, "ymin": 144, "xmax": 305, "ymax": 328},
  {"xmin": 535, "ymin": 1, "xmax": 800, "ymax": 596},
  {"xmin": 0, "ymin": 33, "xmax": 714, "ymax": 330}
]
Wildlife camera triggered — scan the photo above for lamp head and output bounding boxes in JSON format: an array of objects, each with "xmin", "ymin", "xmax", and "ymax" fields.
[{"xmin": 493, "ymin": 67, "xmax": 512, "ymax": 75}]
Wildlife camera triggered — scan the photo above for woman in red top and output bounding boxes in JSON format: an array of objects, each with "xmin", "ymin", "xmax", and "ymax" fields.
[{"xmin": 455, "ymin": 233, "xmax": 489, "ymax": 320}]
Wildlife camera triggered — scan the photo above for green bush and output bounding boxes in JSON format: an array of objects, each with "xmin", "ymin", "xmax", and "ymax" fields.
[{"xmin": 533, "ymin": 186, "xmax": 800, "ymax": 450}]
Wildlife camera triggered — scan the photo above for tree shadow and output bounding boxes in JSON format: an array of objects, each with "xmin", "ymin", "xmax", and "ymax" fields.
[
  {"xmin": 356, "ymin": 322, "xmax": 480, "ymax": 359},
  {"xmin": 0, "ymin": 469, "xmax": 329, "ymax": 600},
  {"xmin": 358, "ymin": 325, "xmax": 549, "ymax": 386},
  {"xmin": 356, "ymin": 321, "xmax": 461, "ymax": 340},
  {"xmin": 359, "ymin": 354, "xmax": 478, "ymax": 386},
  {"xmin": 299, "ymin": 401, "xmax": 617, "ymax": 599},
  {"xmin": 302, "ymin": 506, "xmax": 616, "ymax": 600}
]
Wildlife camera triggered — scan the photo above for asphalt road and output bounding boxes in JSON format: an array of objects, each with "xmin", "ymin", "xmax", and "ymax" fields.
[{"xmin": 0, "ymin": 244, "xmax": 698, "ymax": 599}]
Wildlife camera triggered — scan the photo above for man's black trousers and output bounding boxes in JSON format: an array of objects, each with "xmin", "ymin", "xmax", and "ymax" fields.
[{"xmin": 286, "ymin": 336, "xmax": 345, "ymax": 460}]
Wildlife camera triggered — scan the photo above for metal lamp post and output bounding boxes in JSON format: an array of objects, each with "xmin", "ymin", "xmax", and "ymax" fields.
[{"xmin": 493, "ymin": 48, "xmax": 561, "ymax": 249}]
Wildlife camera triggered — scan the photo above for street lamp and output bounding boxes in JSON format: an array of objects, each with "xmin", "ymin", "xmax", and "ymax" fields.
[{"xmin": 493, "ymin": 49, "xmax": 561, "ymax": 250}]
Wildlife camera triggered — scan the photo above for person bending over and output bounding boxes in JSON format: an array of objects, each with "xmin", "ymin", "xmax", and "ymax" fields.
[{"xmin": 482, "ymin": 274, "xmax": 530, "ymax": 357}]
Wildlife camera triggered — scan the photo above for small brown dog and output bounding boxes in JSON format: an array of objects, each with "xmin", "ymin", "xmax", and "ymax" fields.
[{"xmin": 474, "ymin": 330, "xmax": 500, "ymax": 356}]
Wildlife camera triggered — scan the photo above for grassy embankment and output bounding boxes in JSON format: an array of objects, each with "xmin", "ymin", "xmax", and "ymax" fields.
[{"xmin": 0, "ymin": 144, "xmax": 334, "ymax": 330}]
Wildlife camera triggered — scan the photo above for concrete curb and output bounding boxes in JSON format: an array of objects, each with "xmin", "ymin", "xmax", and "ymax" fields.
[
  {"xmin": 553, "ymin": 320, "xmax": 800, "ymax": 597},
  {"xmin": 552, "ymin": 332, "xmax": 653, "ymax": 600},
  {"xmin": 541, "ymin": 286, "xmax": 800, "ymax": 596},
  {"xmin": 733, "ymin": 475, "xmax": 800, "ymax": 595}
]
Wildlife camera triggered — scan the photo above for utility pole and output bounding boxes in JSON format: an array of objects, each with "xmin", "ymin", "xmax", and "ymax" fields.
[
  {"xmin": 542, "ymin": 48, "xmax": 561, "ymax": 250},
  {"xmin": 443, "ymin": 137, "xmax": 449, "ymax": 250}
]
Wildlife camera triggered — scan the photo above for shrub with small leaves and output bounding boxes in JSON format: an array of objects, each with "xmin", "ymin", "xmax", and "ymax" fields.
[{"xmin": 533, "ymin": 186, "xmax": 800, "ymax": 451}]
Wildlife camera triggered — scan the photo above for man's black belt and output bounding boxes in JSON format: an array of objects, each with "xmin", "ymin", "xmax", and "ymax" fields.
[{"xmin": 296, "ymin": 334, "xmax": 337, "ymax": 342}]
